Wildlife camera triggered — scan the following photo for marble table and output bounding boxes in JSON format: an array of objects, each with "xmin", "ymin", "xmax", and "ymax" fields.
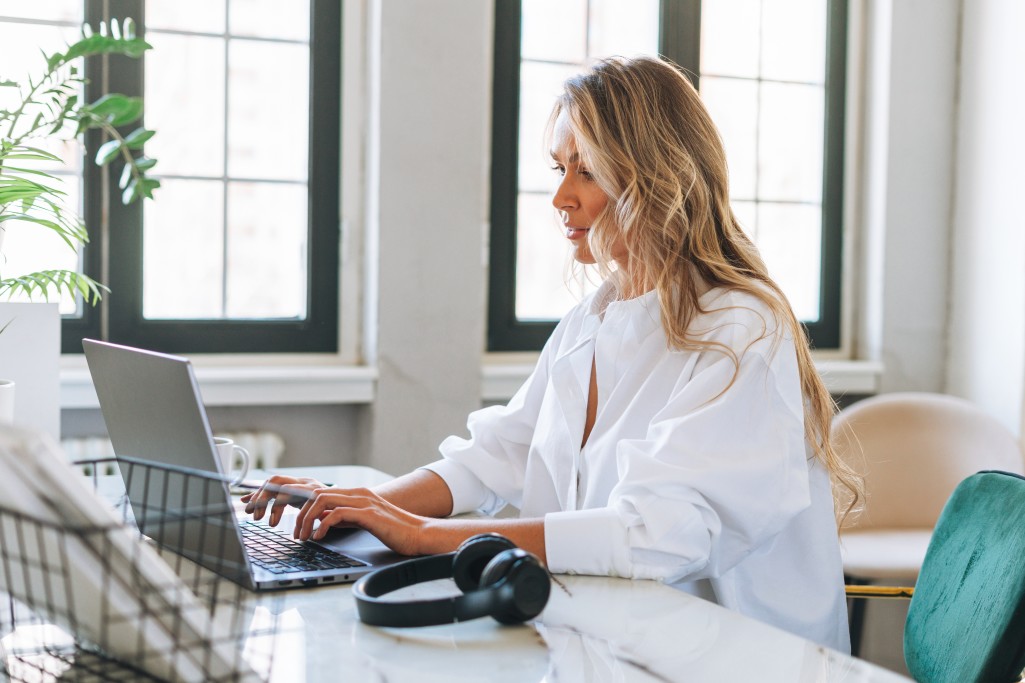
[{"xmin": 240, "ymin": 466, "xmax": 913, "ymax": 683}]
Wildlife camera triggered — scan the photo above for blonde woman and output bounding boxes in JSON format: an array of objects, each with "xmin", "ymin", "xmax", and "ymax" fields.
[{"xmin": 244, "ymin": 56, "xmax": 861, "ymax": 652}]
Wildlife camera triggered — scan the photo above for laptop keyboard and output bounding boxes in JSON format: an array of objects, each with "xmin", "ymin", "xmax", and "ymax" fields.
[{"xmin": 240, "ymin": 520, "xmax": 367, "ymax": 574}]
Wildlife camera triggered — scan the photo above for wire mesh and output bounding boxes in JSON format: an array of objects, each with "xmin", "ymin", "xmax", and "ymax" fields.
[{"xmin": 0, "ymin": 457, "xmax": 286, "ymax": 682}]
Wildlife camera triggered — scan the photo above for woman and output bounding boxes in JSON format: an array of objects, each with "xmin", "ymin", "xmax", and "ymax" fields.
[{"xmin": 243, "ymin": 56, "xmax": 861, "ymax": 652}]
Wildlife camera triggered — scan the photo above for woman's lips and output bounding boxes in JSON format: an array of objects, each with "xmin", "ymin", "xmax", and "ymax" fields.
[{"xmin": 565, "ymin": 227, "xmax": 589, "ymax": 240}]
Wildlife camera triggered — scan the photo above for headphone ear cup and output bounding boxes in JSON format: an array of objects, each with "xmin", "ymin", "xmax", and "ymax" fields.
[
  {"xmin": 478, "ymin": 549, "xmax": 551, "ymax": 625},
  {"xmin": 451, "ymin": 534, "xmax": 518, "ymax": 593}
]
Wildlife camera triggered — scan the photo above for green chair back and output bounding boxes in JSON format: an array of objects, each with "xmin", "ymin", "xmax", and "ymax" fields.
[{"xmin": 904, "ymin": 470, "xmax": 1025, "ymax": 683}]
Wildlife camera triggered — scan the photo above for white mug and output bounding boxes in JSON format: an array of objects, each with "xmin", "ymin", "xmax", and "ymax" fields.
[{"xmin": 213, "ymin": 437, "xmax": 251, "ymax": 486}]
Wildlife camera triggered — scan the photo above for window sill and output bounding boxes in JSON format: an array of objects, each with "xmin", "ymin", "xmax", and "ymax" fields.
[
  {"xmin": 60, "ymin": 356, "xmax": 378, "ymax": 409},
  {"xmin": 61, "ymin": 355, "xmax": 882, "ymax": 410},
  {"xmin": 481, "ymin": 354, "xmax": 884, "ymax": 401}
]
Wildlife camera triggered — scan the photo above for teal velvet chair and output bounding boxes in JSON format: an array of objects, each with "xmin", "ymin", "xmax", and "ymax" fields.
[{"xmin": 849, "ymin": 470, "xmax": 1025, "ymax": 682}]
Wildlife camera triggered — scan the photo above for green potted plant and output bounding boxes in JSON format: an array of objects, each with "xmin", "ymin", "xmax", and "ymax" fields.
[{"xmin": 0, "ymin": 17, "xmax": 159, "ymax": 304}]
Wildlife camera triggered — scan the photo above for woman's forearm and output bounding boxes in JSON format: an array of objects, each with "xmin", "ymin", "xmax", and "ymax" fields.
[
  {"xmin": 371, "ymin": 468, "xmax": 454, "ymax": 518},
  {"xmin": 419, "ymin": 517, "xmax": 547, "ymax": 565},
  {"xmin": 370, "ymin": 469, "xmax": 546, "ymax": 564}
]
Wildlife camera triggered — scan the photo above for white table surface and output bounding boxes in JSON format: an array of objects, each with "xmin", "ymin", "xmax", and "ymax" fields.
[{"xmin": 237, "ymin": 466, "xmax": 913, "ymax": 683}]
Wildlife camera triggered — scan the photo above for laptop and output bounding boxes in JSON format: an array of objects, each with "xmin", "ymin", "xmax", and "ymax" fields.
[{"xmin": 82, "ymin": 338, "xmax": 405, "ymax": 590}]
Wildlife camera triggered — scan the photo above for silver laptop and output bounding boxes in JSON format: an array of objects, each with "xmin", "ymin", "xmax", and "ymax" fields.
[{"xmin": 82, "ymin": 338, "xmax": 404, "ymax": 590}]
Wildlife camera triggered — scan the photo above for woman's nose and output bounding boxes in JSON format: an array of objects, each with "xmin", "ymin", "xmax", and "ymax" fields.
[{"xmin": 552, "ymin": 176, "xmax": 576, "ymax": 212}]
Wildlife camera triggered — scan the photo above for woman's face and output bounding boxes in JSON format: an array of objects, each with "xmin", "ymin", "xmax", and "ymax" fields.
[{"xmin": 550, "ymin": 110, "xmax": 612, "ymax": 266}]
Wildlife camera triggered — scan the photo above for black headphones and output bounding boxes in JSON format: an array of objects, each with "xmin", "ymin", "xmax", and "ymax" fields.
[{"xmin": 352, "ymin": 534, "xmax": 551, "ymax": 627}]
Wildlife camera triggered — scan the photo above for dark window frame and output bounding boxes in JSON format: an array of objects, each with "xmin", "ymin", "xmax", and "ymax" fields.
[
  {"xmin": 66, "ymin": 0, "xmax": 341, "ymax": 355},
  {"xmin": 488, "ymin": 0, "xmax": 846, "ymax": 351}
]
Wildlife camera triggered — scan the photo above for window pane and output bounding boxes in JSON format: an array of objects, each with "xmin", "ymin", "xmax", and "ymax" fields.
[
  {"xmin": 588, "ymin": 0, "xmax": 660, "ymax": 57},
  {"xmin": 757, "ymin": 202, "xmax": 821, "ymax": 322},
  {"xmin": 225, "ymin": 182, "xmax": 306, "ymax": 318},
  {"xmin": 699, "ymin": 0, "xmax": 761, "ymax": 78},
  {"xmin": 0, "ymin": 177, "xmax": 82, "ymax": 314},
  {"xmin": 145, "ymin": 32, "xmax": 226, "ymax": 178},
  {"xmin": 143, "ymin": 179, "xmax": 225, "ymax": 319},
  {"xmin": 732, "ymin": 200, "xmax": 758, "ymax": 240},
  {"xmin": 518, "ymin": 61, "xmax": 577, "ymax": 193},
  {"xmin": 514, "ymin": 0, "xmax": 658, "ymax": 324},
  {"xmin": 515, "ymin": 193, "xmax": 595, "ymax": 320},
  {"xmin": 700, "ymin": 76, "xmax": 758, "ymax": 200},
  {"xmin": 227, "ymin": 39, "xmax": 309, "ymax": 182},
  {"xmin": 229, "ymin": 0, "xmax": 309, "ymax": 41},
  {"xmin": 0, "ymin": 1, "xmax": 81, "ymax": 23},
  {"xmin": 146, "ymin": 0, "xmax": 226, "ymax": 34},
  {"xmin": 758, "ymin": 81, "xmax": 824, "ymax": 203},
  {"xmin": 761, "ymin": 0, "xmax": 826, "ymax": 84},
  {"xmin": 521, "ymin": 0, "xmax": 587, "ymax": 63},
  {"xmin": 140, "ymin": 4, "xmax": 315, "ymax": 326}
]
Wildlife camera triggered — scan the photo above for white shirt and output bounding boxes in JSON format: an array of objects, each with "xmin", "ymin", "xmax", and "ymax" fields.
[{"xmin": 424, "ymin": 281, "xmax": 850, "ymax": 652}]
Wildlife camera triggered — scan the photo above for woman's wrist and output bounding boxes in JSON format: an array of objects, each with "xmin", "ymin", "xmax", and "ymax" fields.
[{"xmin": 416, "ymin": 517, "xmax": 464, "ymax": 556}]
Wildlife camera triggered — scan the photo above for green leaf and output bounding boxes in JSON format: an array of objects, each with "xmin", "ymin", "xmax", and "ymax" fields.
[
  {"xmin": 0, "ymin": 147, "xmax": 62, "ymax": 163},
  {"xmin": 121, "ymin": 176, "xmax": 161, "ymax": 204},
  {"xmin": 121, "ymin": 178, "xmax": 138, "ymax": 205},
  {"xmin": 123, "ymin": 128, "xmax": 155, "ymax": 149},
  {"xmin": 61, "ymin": 30, "xmax": 152, "ymax": 63},
  {"xmin": 134, "ymin": 156, "xmax": 157, "ymax": 172},
  {"xmin": 0, "ymin": 270, "xmax": 107, "ymax": 305},
  {"xmin": 81, "ymin": 93, "xmax": 144, "ymax": 127},
  {"xmin": 0, "ymin": 165, "xmax": 60, "ymax": 181},
  {"xmin": 139, "ymin": 177, "xmax": 160, "ymax": 200},
  {"xmin": 0, "ymin": 186, "xmax": 47, "ymax": 204},
  {"xmin": 119, "ymin": 161, "xmax": 133, "ymax": 189},
  {"xmin": 95, "ymin": 138, "xmax": 123, "ymax": 166}
]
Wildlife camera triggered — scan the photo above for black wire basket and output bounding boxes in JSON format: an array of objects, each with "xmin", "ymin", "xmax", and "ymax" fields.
[{"xmin": 0, "ymin": 455, "xmax": 286, "ymax": 683}]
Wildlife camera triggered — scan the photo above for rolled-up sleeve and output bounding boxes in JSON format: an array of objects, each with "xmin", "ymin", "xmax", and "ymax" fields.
[
  {"xmin": 419, "ymin": 458, "xmax": 500, "ymax": 516},
  {"xmin": 423, "ymin": 319, "xmax": 569, "ymax": 515}
]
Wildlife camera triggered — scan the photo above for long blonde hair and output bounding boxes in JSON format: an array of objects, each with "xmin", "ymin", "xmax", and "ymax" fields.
[{"xmin": 550, "ymin": 56, "xmax": 862, "ymax": 523}]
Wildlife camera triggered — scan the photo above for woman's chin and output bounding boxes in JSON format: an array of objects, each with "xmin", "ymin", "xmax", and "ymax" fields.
[{"xmin": 570, "ymin": 245, "xmax": 596, "ymax": 265}]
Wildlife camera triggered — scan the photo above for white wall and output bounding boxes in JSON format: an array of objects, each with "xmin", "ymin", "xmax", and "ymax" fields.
[
  {"xmin": 355, "ymin": 0, "xmax": 493, "ymax": 475},
  {"xmin": 945, "ymin": 0, "xmax": 1025, "ymax": 437},
  {"xmin": 855, "ymin": 0, "xmax": 961, "ymax": 393}
]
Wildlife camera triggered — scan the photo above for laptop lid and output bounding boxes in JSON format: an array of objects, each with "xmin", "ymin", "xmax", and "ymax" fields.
[
  {"xmin": 83, "ymin": 339, "xmax": 224, "ymax": 474},
  {"xmin": 82, "ymin": 339, "xmax": 402, "ymax": 589}
]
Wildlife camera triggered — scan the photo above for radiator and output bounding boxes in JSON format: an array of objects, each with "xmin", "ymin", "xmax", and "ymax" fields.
[{"xmin": 61, "ymin": 430, "xmax": 286, "ymax": 473}]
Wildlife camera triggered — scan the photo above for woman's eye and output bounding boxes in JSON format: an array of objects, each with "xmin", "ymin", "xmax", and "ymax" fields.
[
  {"xmin": 551, "ymin": 165, "xmax": 566, "ymax": 176},
  {"xmin": 580, "ymin": 169, "xmax": 594, "ymax": 180}
]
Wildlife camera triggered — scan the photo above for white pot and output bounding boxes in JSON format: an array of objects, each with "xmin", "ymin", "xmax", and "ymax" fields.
[
  {"xmin": 0, "ymin": 302, "xmax": 60, "ymax": 438},
  {"xmin": 0, "ymin": 379, "xmax": 13, "ymax": 425}
]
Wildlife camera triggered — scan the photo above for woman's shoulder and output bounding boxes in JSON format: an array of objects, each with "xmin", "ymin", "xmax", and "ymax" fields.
[{"xmin": 690, "ymin": 285, "xmax": 793, "ymax": 350}]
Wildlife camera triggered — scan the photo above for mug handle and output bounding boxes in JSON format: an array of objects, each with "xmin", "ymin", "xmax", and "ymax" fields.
[{"xmin": 230, "ymin": 444, "xmax": 251, "ymax": 486}]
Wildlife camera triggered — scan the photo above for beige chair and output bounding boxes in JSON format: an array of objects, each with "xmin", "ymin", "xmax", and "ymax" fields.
[{"xmin": 832, "ymin": 392, "xmax": 1024, "ymax": 654}]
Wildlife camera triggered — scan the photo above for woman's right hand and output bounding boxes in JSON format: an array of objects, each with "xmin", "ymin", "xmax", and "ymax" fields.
[{"xmin": 241, "ymin": 475, "xmax": 326, "ymax": 527}]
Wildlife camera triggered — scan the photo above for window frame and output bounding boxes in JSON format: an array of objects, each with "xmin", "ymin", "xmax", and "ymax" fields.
[
  {"xmin": 64, "ymin": 0, "xmax": 341, "ymax": 355},
  {"xmin": 487, "ymin": 0, "xmax": 847, "ymax": 351}
]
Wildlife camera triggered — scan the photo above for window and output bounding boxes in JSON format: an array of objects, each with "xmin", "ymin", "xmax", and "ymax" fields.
[
  {"xmin": 489, "ymin": 0, "xmax": 846, "ymax": 351},
  {"xmin": 1, "ymin": 0, "xmax": 341, "ymax": 354}
]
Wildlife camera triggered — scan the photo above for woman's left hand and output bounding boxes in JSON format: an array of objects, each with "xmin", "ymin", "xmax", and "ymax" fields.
[{"xmin": 294, "ymin": 487, "xmax": 429, "ymax": 556}]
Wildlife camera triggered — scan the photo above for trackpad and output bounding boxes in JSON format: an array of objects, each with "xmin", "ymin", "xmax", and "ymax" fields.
[{"xmin": 314, "ymin": 526, "xmax": 407, "ymax": 567}]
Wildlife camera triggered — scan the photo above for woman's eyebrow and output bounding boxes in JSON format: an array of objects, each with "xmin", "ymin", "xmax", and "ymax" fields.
[{"xmin": 550, "ymin": 150, "xmax": 580, "ymax": 164}]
